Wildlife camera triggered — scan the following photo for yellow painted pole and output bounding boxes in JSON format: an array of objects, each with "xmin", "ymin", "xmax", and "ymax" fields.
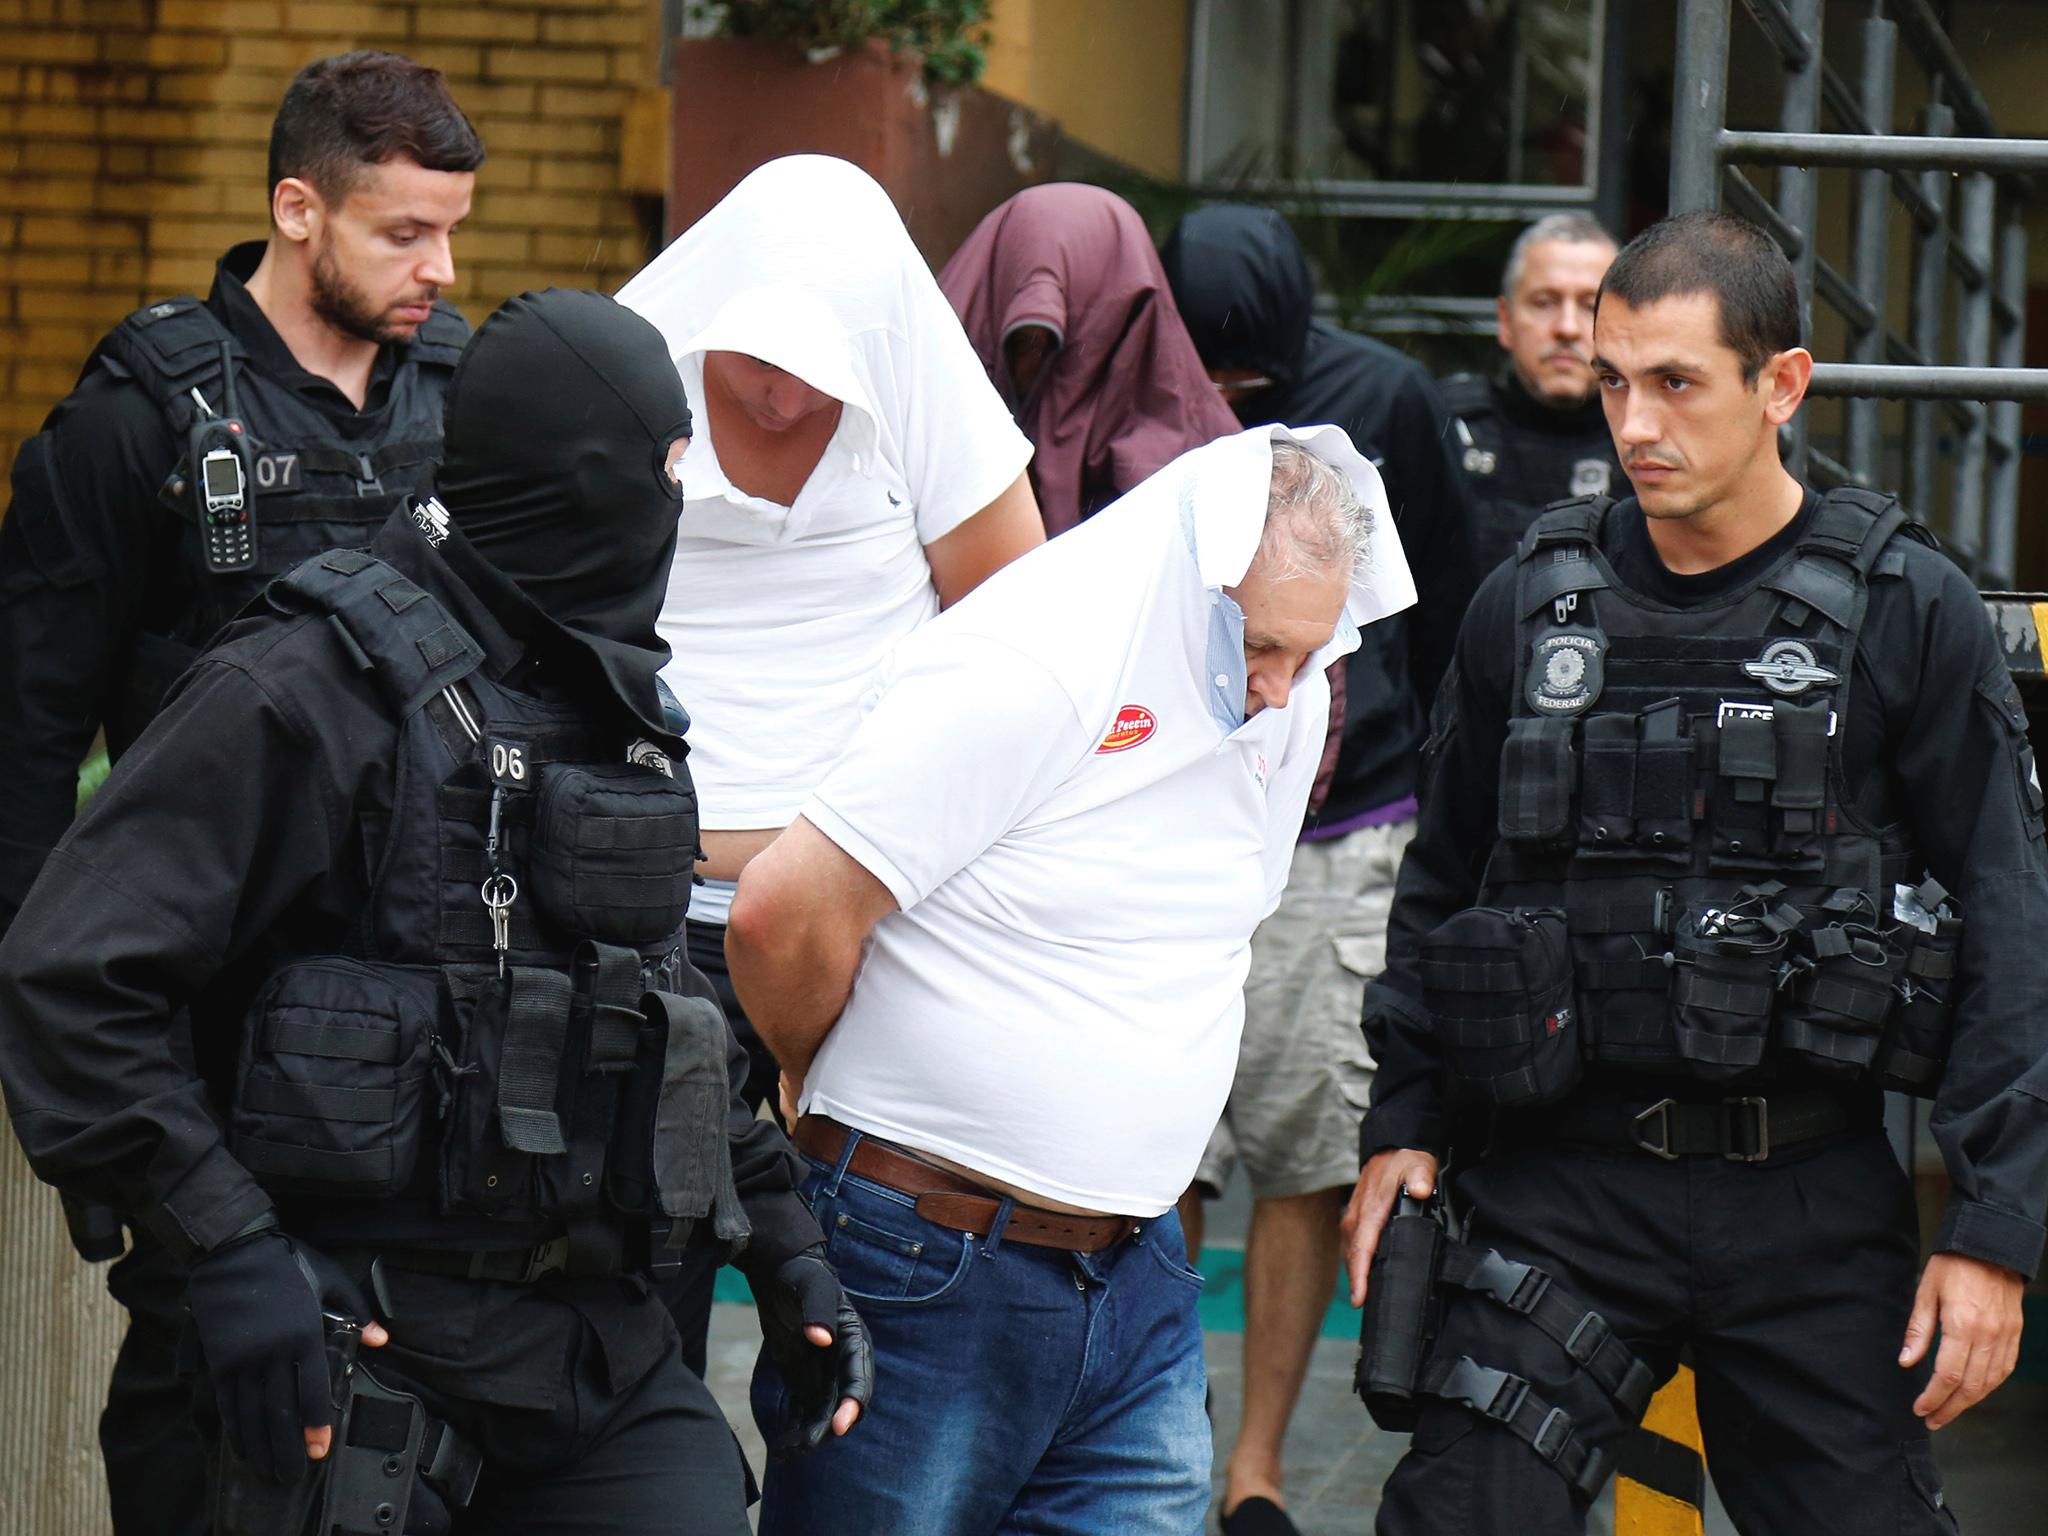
[{"xmin": 1614, "ymin": 1367, "xmax": 1706, "ymax": 1536}]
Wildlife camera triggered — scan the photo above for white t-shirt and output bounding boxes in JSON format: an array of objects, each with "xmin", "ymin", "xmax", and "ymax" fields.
[
  {"xmin": 617, "ymin": 157, "xmax": 1033, "ymax": 922},
  {"xmin": 799, "ymin": 425, "xmax": 1416, "ymax": 1215}
]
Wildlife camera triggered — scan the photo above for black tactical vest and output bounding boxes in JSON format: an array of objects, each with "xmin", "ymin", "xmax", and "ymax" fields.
[
  {"xmin": 222, "ymin": 548, "xmax": 743, "ymax": 1258},
  {"xmin": 86, "ymin": 296, "xmax": 465, "ymax": 753},
  {"xmin": 1442, "ymin": 373, "xmax": 1619, "ymax": 574},
  {"xmin": 1418, "ymin": 489, "xmax": 1962, "ymax": 1106}
]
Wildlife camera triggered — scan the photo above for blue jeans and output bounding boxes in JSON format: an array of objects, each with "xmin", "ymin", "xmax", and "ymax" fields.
[{"xmin": 753, "ymin": 1135, "xmax": 1212, "ymax": 1535}]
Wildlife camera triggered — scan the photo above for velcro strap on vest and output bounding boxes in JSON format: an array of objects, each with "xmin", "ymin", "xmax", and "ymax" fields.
[
  {"xmin": 1578, "ymin": 956, "xmax": 1673, "ymax": 991},
  {"xmin": 497, "ymin": 966, "xmax": 573, "ymax": 1155},
  {"xmin": 239, "ymin": 1078, "xmax": 396, "ymax": 1123},
  {"xmin": 1565, "ymin": 896, "xmax": 1664, "ymax": 936},
  {"xmin": 1417, "ymin": 957, "xmax": 1522, "ymax": 992},
  {"xmin": 1439, "ymin": 1244, "xmax": 1656, "ymax": 1418},
  {"xmin": 1763, "ymin": 554, "xmax": 1859, "ymax": 628},
  {"xmin": 236, "ymin": 1142, "xmax": 395, "ymax": 1184},
  {"xmin": 642, "ymin": 991, "xmax": 750, "ymax": 1245},
  {"xmin": 1421, "ymin": 1355, "xmax": 1613, "ymax": 1501},
  {"xmin": 1501, "ymin": 718, "xmax": 1575, "ymax": 840},
  {"xmin": 272, "ymin": 549, "xmax": 484, "ymax": 716},
  {"xmin": 1521, "ymin": 555, "xmax": 1612, "ymax": 618},
  {"xmin": 263, "ymin": 1019, "xmax": 405, "ymax": 1065},
  {"xmin": 578, "ymin": 942, "xmax": 647, "ymax": 1069},
  {"xmin": 1906, "ymin": 943, "xmax": 1957, "ymax": 980}
]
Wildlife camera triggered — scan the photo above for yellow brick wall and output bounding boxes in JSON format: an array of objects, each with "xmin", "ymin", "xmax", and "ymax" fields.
[{"xmin": 0, "ymin": 0, "xmax": 666, "ymax": 478}]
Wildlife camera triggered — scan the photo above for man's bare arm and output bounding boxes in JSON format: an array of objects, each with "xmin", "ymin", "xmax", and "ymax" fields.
[
  {"xmin": 923, "ymin": 471, "xmax": 1044, "ymax": 609},
  {"xmin": 725, "ymin": 816, "xmax": 899, "ymax": 1085}
]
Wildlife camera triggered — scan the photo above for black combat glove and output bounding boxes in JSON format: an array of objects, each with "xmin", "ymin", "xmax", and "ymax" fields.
[
  {"xmin": 750, "ymin": 1244, "xmax": 875, "ymax": 1459},
  {"xmin": 188, "ymin": 1228, "xmax": 369, "ymax": 1485}
]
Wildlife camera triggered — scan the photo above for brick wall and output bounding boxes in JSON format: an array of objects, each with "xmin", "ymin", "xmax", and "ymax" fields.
[{"xmin": 0, "ymin": 0, "xmax": 667, "ymax": 479}]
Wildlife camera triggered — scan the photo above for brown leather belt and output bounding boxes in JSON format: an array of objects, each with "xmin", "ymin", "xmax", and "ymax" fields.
[{"xmin": 794, "ymin": 1115, "xmax": 1139, "ymax": 1254}]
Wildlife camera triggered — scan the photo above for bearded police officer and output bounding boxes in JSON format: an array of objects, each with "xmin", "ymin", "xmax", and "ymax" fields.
[
  {"xmin": 1441, "ymin": 215, "xmax": 1623, "ymax": 572},
  {"xmin": 0, "ymin": 289, "xmax": 870, "ymax": 1534},
  {"xmin": 1344, "ymin": 211, "xmax": 2048, "ymax": 1535},
  {"xmin": 0, "ymin": 52, "xmax": 482, "ymax": 1534}
]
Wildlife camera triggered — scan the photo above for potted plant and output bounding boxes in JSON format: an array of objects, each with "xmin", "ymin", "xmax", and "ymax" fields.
[{"xmin": 669, "ymin": 2, "xmax": 1060, "ymax": 264}]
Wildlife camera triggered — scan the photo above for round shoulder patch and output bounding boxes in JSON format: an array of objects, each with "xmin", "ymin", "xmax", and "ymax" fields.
[{"xmin": 1527, "ymin": 628, "xmax": 1605, "ymax": 716}]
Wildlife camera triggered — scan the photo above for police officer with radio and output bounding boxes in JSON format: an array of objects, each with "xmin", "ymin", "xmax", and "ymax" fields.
[
  {"xmin": 0, "ymin": 54, "xmax": 483, "ymax": 1532},
  {"xmin": 0, "ymin": 287, "xmax": 872, "ymax": 1533},
  {"xmin": 1343, "ymin": 211, "xmax": 2048, "ymax": 1534},
  {"xmin": 1440, "ymin": 214, "xmax": 1623, "ymax": 572}
]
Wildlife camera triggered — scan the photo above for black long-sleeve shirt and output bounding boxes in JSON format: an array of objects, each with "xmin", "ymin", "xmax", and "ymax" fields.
[
  {"xmin": 0, "ymin": 516, "xmax": 820, "ymax": 1274},
  {"xmin": 0, "ymin": 244, "xmax": 406, "ymax": 936},
  {"xmin": 1362, "ymin": 492, "xmax": 2048, "ymax": 1278}
]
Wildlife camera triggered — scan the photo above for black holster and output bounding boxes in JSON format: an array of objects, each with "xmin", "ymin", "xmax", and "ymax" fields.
[
  {"xmin": 215, "ymin": 1317, "xmax": 479, "ymax": 1536},
  {"xmin": 1354, "ymin": 1193, "xmax": 1446, "ymax": 1430}
]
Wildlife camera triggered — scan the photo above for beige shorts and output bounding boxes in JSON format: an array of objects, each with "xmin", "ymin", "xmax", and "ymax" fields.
[{"xmin": 1195, "ymin": 818, "xmax": 1414, "ymax": 1200}]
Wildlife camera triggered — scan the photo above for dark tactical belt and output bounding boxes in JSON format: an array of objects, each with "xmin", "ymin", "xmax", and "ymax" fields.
[
  {"xmin": 378, "ymin": 1236, "xmax": 571, "ymax": 1283},
  {"xmin": 1421, "ymin": 1355, "xmax": 1612, "ymax": 1503},
  {"xmin": 795, "ymin": 1115, "xmax": 1139, "ymax": 1253},
  {"xmin": 1505, "ymin": 1087, "xmax": 1870, "ymax": 1162}
]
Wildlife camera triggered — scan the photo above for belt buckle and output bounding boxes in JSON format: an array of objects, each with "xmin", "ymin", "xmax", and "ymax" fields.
[
  {"xmin": 1630, "ymin": 1098, "xmax": 1678, "ymax": 1161},
  {"xmin": 1723, "ymin": 1096, "xmax": 1770, "ymax": 1162},
  {"xmin": 520, "ymin": 1236, "xmax": 570, "ymax": 1281}
]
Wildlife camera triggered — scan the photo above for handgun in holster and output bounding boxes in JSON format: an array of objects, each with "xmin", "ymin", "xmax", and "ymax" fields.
[
  {"xmin": 215, "ymin": 1311, "xmax": 481, "ymax": 1536},
  {"xmin": 1353, "ymin": 1191, "xmax": 1448, "ymax": 1431}
]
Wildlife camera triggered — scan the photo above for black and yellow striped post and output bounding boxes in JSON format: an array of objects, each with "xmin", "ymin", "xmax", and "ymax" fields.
[{"xmin": 1614, "ymin": 1368, "xmax": 1708, "ymax": 1535}]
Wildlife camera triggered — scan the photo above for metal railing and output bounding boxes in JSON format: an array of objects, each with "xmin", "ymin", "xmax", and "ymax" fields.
[{"xmin": 1672, "ymin": 0, "xmax": 2046, "ymax": 584}]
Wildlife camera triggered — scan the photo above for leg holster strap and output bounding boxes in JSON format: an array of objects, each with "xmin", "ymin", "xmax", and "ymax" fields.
[
  {"xmin": 1439, "ymin": 1243, "xmax": 1656, "ymax": 1418},
  {"xmin": 1421, "ymin": 1354, "xmax": 1613, "ymax": 1503}
]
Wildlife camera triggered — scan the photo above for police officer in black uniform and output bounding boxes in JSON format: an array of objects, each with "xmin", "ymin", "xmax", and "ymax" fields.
[
  {"xmin": 1343, "ymin": 211, "xmax": 2048, "ymax": 1534},
  {"xmin": 0, "ymin": 53, "xmax": 483, "ymax": 1534},
  {"xmin": 1440, "ymin": 214, "xmax": 1623, "ymax": 573},
  {"xmin": 0, "ymin": 287, "xmax": 872, "ymax": 1533}
]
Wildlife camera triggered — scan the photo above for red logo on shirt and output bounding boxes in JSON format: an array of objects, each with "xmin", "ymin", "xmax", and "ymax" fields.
[{"xmin": 1097, "ymin": 705, "xmax": 1157, "ymax": 754}]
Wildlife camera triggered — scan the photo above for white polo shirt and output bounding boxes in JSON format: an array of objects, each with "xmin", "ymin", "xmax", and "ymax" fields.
[
  {"xmin": 799, "ymin": 425, "xmax": 1415, "ymax": 1215},
  {"xmin": 617, "ymin": 157, "xmax": 1033, "ymax": 924}
]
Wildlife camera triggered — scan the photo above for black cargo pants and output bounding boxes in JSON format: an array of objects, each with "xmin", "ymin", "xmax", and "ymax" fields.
[{"xmin": 1375, "ymin": 1130, "xmax": 1959, "ymax": 1535}]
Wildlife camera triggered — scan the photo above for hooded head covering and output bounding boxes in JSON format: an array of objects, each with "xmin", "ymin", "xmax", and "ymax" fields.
[
  {"xmin": 436, "ymin": 287, "xmax": 693, "ymax": 740},
  {"xmin": 615, "ymin": 154, "xmax": 983, "ymax": 500},
  {"xmin": 939, "ymin": 184, "xmax": 1240, "ymax": 535},
  {"xmin": 1158, "ymin": 204, "xmax": 1317, "ymax": 389}
]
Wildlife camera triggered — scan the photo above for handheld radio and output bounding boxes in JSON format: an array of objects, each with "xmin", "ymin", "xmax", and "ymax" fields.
[{"xmin": 189, "ymin": 341, "xmax": 257, "ymax": 574}]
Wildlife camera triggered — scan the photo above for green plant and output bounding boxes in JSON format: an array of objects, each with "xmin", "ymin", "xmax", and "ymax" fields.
[{"xmin": 696, "ymin": 1, "xmax": 993, "ymax": 87}]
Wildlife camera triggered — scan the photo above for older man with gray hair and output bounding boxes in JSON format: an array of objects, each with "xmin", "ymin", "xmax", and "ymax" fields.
[
  {"xmin": 1443, "ymin": 212, "xmax": 1623, "ymax": 570},
  {"xmin": 724, "ymin": 427, "xmax": 1414, "ymax": 1535}
]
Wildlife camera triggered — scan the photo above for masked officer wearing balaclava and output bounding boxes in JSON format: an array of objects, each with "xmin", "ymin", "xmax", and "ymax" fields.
[{"xmin": 0, "ymin": 289, "xmax": 871, "ymax": 1534}]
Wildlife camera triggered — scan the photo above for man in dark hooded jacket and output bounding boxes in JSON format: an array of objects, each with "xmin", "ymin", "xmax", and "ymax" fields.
[
  {"xmin": 1161, "ymin": 204, "xmax": 1480, "ymax": 1535},
  {"xmin": 0, "ymin": 289, "xmax": 870, "ymax": 1533}
]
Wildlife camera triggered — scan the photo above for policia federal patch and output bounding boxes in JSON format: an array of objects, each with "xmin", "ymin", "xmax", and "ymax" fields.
[{"xmin": 1528, "ymin": 628, "xmax": 1606, "ymax": 715}]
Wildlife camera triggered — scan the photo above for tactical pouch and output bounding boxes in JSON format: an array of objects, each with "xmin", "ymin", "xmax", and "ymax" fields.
[
  {"xmin": 528, "ymin": 762, "xmax": 699, "ymax": 946},
  {"xmin": 1631, "ymin": 733, "xmax": 1695, "ymax": 854},
  {"xmin": 1671, "ymin": 909, "xmax": 1781, "ymax": 1081},
  {"xmin": 1768, "ymin": 700, "xmax": 1831, "ymax": 861},
  {"xmin": 1708, "ymin": 714, "xmax": 1776, "ymax": 868},
  {"xmin": 438, "ymin": 969, "xmax": 541, "ymax": 1217},
  {"xmin": 1419, "ymin": 907, "xmax": 1582, "ymax": 1106},
  {"xmin": 230, "ymin": 959, "xmax": 439, "ymax": 1197},
  {"xmin": 1354, "ymin": 1194, "xmax": 1445, "ymax": 1431},
  {"xmin": 1777, "ymin": 895, "xmax": 1894, "ymax": 1079},
  {"xmin": 1498, "ymin": 718, "xmax": 1577, "ymax": 846},
  {"xmin": 611, "ymin": 990, "xmax": 749, "ymax": 1246},
  {"xmin": 1876, "ymin": 909, "xmax": 1963, "ymax": 1095},
  {"xmin": 1576, "ymin": 714, "xmax": 1635, "ymax": 852}
]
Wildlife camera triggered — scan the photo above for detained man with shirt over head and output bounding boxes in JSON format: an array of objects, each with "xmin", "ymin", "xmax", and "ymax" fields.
[{"xmin": 726, "ymin": 426, "xmax": 1415, "ymax": 1535}]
